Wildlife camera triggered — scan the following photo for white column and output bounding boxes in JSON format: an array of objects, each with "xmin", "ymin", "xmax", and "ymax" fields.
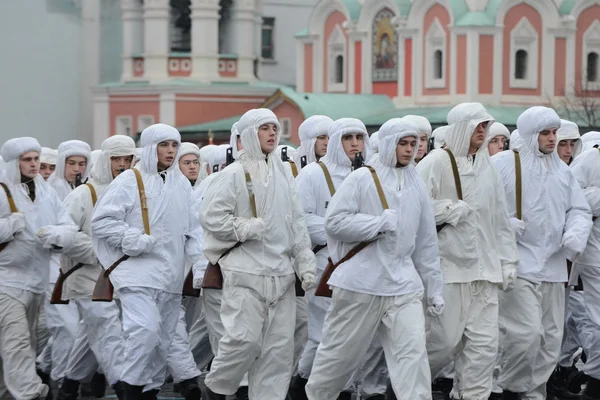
[
  {"xmin": 565, "ymin": 29, "xmax": 577, "ymax": 97},
  {"xmin": 231, "ymin": 0, "xmax": 258, "ymax": 81},
  {"xmin": 92, "ymin": 93, "xmax": 110, "ymax": 148},
  {"xmin": 159, "ymin": 92, "xmax": 176, "ymax": 125},
  {"xmin": 121, "ymin": 0, "xmax": 144, "ymax": 81},
  {"xmin": 143, "ymin": 0, "xmax": 170, "ymax": 82},
  {"xmin": 190, "ymin": 0, "xmax": 220, "ymax": 82},
  {"xmin": 82, "ymin": 0, "xmax": 101, "ymax": 145},
  {"xmin": 466, "ymin": 30, "xmax": 479, "ymax": 99}
]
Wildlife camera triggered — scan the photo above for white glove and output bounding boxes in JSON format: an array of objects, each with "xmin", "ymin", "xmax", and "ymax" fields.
[
  {"xmin": 121, "ymin": 227, "xmax": 156, "ymax": 257},
  {"xmin": 446, "ymin": 200, "xmax": 472, "ymax": 227},
  {"xmin": 9, "ymin": 213, "xmax": 25, "ymax": 235},
  {"xmin": 562, "ymin": 233, "xmax": 583, "ymax": 261},
  {"xmin": 301, "ymin": 271, "xmax": 317, "ymax": 291},
  {"xmin": 427, "ymin": 296, "xmax": 445, "ymax": 317},
  {"xmin": 510, "ymin": 218, "xmax": 525, "ymax": 240},
  {"xmin": 501, "ymin": 264, "xmax": 517, "ymax": 291},
  {"xmin": 239, "ymin": 218, "xmax": 266, "ymax": 242},
  {"xmin": 36, "ymin": 226, "xmax": 76, "ymax": 251},
  {"xmin": 379, "ymin": 209, "xmax": 398, "ymax": 232}
]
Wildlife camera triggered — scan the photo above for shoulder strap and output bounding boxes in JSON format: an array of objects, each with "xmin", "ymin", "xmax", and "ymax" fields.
[
  {"xmin": 288, "ymin": 161, "xmax": 299, "ymax": 178},
  {"xmin": 444, "ymin": 149, "xmax": 463, "ymax": 200},
  {"xmin": 132, "ymin": 169, "xmax": 150, "ymax": 235},
  {"xmin": 85, "ymin": 183, "xmax": 97, "ymax": 207},
  {"xmin": 365, "ymin": 166, "xmax": 389, "ymax": 210},
  {"xmin": 317, "ymin": 161, "xmax": 336, "ymax": 196},
  {"xmin": 0, "ymin": 183, "xmax": 18, "ymax": 213},
  {"xmin": 514, "ymin": 150, "xmax": 522, "ymax": 220},
  {"xmin": 244, "ymin": 172, "xmax": 258, "ymax": 218}
]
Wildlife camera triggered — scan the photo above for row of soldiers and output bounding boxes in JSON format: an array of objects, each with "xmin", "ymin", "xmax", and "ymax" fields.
[{"xmin": 0, "ymin": 103, "xmax": 598, "ymax": 400}]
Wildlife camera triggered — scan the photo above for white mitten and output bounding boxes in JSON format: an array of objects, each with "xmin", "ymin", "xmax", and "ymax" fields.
[
  {"xmin": 9, "ymin": 213, "xmax": 26, "ymax": 235},
  {"xmin": 379, "ymin": 209, "xmax": 399, "ymax": 232},
  {"xmin": 501, "ymin": 264, "xmax": 517, "ymax": 291},
  {"xmin": 301, "ymin": 271, "xmax": 317, "ymax": 291},
  {"xmin": 427, "ymin": 296, "xmax": 445, "ymax": 317},
  {"xmin": 510, "ymin": 218, "xmax": 525, "ymax": 240},
  {"xmin": 446, "ymin": 201, "xmax": 472, "ymax": 226},
  {"xmin": 121, "ymin": 227, "xmax": 156, "ymax": 256},
  {"xmin": 239, "ymin": 218, "xmax": 266, "ymax": 241},
  {"xmin": 561, "ymin": 233, "xmax": 583, "ymax": 261},
  {"xmin": 36, "ymin": 226, "xmax": 76, "ymax": 250}
]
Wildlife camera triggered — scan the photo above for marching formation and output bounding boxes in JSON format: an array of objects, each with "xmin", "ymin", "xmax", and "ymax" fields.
[{"xmin": 0, "ymin": 102, "xmax": 598, "ymax": 400}]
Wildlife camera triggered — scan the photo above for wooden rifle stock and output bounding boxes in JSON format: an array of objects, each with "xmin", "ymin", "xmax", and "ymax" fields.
[
  {"xmin": 315, "ymin": 241, "xmax": 373, "ymax": 298},
  {"xmin": 201, "ymin": 262, "xmax": 223, "ymax": 290},
  {"xmin": 182, "ymin": 269, "xmax": 200, "ymax": 297},
  {"xmin": 92, "ymin": 255, "xmax": 129, "ymax": 302},
  {"xmin": 50, "ymin": 270, "xmax": 70, "ymax": 305}
]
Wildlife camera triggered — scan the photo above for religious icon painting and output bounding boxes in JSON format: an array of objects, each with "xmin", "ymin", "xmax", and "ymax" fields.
[{"xmin": 372, "ymin": 8, "xmax": 399, "ymax": 82}]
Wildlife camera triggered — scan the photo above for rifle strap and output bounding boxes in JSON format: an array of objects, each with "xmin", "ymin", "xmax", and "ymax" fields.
[
  {"xmin": 444, "ymin": 149, "xmax": 463, "ymax": 200},
  {"xmin": 288, "ymin": 161, "xmax": 299, "ymax": 178},
  {"xmin": 514, "ymin": 150, "xmax": 522, "ymax": 220},
  {"xmin": 0, "ymin": 183, "xmax": 18, "ymax": 213},
  {"xmin": 243, "ymin": 171, "xmax": 257, "ymax": 218},
  {"xmin": 86, "ymin": 183, "xmax": 97, "ymax": 207},
  {"xmin": 132, "ymin": 169, "xmax": 150, "ymax": 235},
  {"xmin": 317, "ymin": 161, "xmax": 336, "ymax": 196}
]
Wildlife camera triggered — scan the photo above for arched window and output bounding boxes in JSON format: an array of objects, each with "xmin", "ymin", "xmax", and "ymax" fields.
[
  {"xmin": 515, "ymin": 50, "xmax": 528, "ymax": 80},
  {"xmin": 434, "ymin": 50, "xmax": 443, "ymax": 80},
  {"xmin": 335, "ymin": 55, "xmax": 344, "ymax": 84},
  {"xmin": 587, "ymin": 52, "xmax": 599, "ymax": 82}
]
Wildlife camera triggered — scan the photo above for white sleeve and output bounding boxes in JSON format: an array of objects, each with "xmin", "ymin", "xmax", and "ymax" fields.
[
  {"xmin": 563, "ymin": 172, "xmax": 593, "ymax": 253},
  {"xmin": 185, "ymin": 191, "xmax": 208, "ymax": 277},
  {"xmin": 325, "ymin": 171, "xmax": 386, "ymax": 243},
  {"xmin": 415, "ymin": 151, "xmax": 455, "ymax": 224},
  {"xmin": 61, "ymin": 189, "xmax": 96, "ymax": 265},
  {"xmin": 296, "ymin": 169, "xmax": 326, "ymax": 246},
  {"xmin": 411, "ymin": 184, "xmax": 443, "ymax": 301},
  {"xmin": 287, "ymin": 173, "xmax": 317, "ymax": 277},
  {"xmin": 492, "ymin": 168, "xmax": 520, "ymax": 269},
  {"xmin": 91, "ymin": 172, "xmax": 138, "ymax": 249}
]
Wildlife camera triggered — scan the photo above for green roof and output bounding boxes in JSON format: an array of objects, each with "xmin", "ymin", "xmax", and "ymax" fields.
[
  {"xmin": 559, "ymin": 0, "xmax": 576, "ymax": 15},
  {"xmin": 455, "ymin": 11, "xmax": 496, "ymax": 27},
  {"xmin": 272, "ymin": 86, "xmax": 396, "ymax": 120},
  {"xmin": 295, "ymin": 27, "xmax": 309, "ymax": 38},
  {"xmin": 178, "ymin": 115, "xmax": 241, "ymax": 133},
  {"xmin": 98, "ymin": 79, "xmax": 285, "ymax": 89},
  {"xmin": 342, "ymin": 0, "xmax": 362, "ymax": 20}
]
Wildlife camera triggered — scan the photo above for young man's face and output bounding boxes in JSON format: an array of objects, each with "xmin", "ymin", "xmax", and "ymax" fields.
[
  {"xmin": 39, "ymin": 163, "xmax": 55, "ymax": 180},
  {"xmin": 157, "ymin": 140, "xmax": 178, "ymax": 170},
  {"xmin": 110, "ymin": 155, "xmax": 133, "ymax": 179},
  {"xmin": 538, "ymin": 128, "xmax": 558, "ymax": 154},
  {"xmin": 258, "ymin": 123, "xmax": 278, "ymax": 155},
  {"xmin": 396, "ymin": 136, "xmax": 417, "ymax": 167},
  {"xmin": 20, "ymin": 151, "xmax": 41, "ymax": 179},
  {"xmin": 314, "ymin": 135, "xmax": 329, "ymax": 159},
  {"xmin": 416, "ymin": 133, "xmax": 428, "ymax": 161},
  {"xmin": 487, "ymin": 136, "xmax": 506, "ymax": 157},
  {"xmin": 556, "ymin": 139, "xmax": 578, "ymax": 164},
  {"xmin": 64, "ymin": 156, "xmax": 87, "ymax": 184},
  {"xmin": 469, "ymin": 121, "xmax": 489, "ymax": 152},
  {"xmin": 341, "ymin": 133, "xmax": 365, "ymax": 161},
  {"xmin": 179, "ymin": 154, "xmax": 200, "ymax": 180}
]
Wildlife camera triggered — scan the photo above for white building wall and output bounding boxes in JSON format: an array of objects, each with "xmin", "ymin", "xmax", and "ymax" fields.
[{"xmin": 260, "ymin": 0, "xmax": 318, "ymax": 87}]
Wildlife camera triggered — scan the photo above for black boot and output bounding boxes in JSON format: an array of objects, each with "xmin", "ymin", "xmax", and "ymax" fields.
[
  {"xmin": 336, "ymin": 391, "xmax": 352, "ymax": 400},
  {"xmin": 364, "ymin": 395, "xmax": 385, "ymax": 399},
  {"xmin": 235, "ymin": 386, "xmax": 248, "ymax": 400},
  {"xmin": 287, "ymin": 375, "xmax": 308, "ymax": 400},
  {"xmin": 89, "ymin": 373, "xmax": 106, "ymax": 398},
  {"xmin": 488, "ymin": 392, "xmax": 503, "ymax": 400},
  {"xmin": 583, "ymin": 377, "xmax": 600, "ymax": 400},
  {"xmin": 123, "ymin": 383, "xmax": 143, "ymax": 400},
  {"xmin": 385, "ymin": 379, "xmax": 396, "ymax": 400},
  {"xmin": 502, "ymin": 391, "xmax": 520, "ymax": 400},
  {"xmin": 432, "ymin": 378, "xmax": 453, "ymax": 396},
  {"xmin": 57, "ymin": 378, "xmax": 80, "ymax": 400},
  {"xmin": 112, "ymin": 381, "xmax": 126, "ymax": 400},
  {"xmin": 178, "ymin": 377, "xmax": 201, "ymax": 400},
  {"xmin": 202, "ymin": 385, "xmax": 226, "ymax": 400},
  {"xmin": 37, "ymin": 369, "xmax": 51, "ymax": 386},
  {"xmin": 141, "ymin": 389, "xmax": 159, "ymax": 400},
  {"xmin": 548, "ymin": 366, "xmax": 582, "ymax": 399}
]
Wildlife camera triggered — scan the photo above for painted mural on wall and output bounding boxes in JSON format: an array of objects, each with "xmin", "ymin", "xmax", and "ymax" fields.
[{"xmin": 372, "ymin": 8, "xmax": 398, "ymax": 82}]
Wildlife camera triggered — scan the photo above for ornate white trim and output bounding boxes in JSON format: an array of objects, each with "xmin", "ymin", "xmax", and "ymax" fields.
[
  {"xmin": 509, "ymin": 17, "xmax": 539, "ymax": 89},
  {"xmin": 327, "ymin": 24, "xmax": 347, "ymax": 92},
  {"xmin": 425, "ymin": 19, "xmax": 447, "ymax": 89}
]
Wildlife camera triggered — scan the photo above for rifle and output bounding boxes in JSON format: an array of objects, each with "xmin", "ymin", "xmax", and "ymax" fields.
[
  {"xmin": 352, "ymin": 152, "xmax": 364, "ymax": 171},
  {"xmin": 50, "ymin": 263, "xmax": 85, "ymax": 304},
  {"xmin": 281, "ymin": 147, "xmax": 289, "ymax": 162},
  {"xmin": 75, "ymin": 173, "xmax": 87, "ymax": 187},
  {"xmin": 182, "ymin": 268, "xmax": 200, "ymax": 298},
  {"xmin": 226, "ymin": 147, "xmax": 235, "ymax": 166},
  {"xmin": 212, "ymin": 164, "xmax": 219, "ymax": 173},
  {"xmin": 201, "ymin": 242, "xmax": 243, "ymax": 290},
  {"xmin": 92, "ymin": 168, "xmax": 148, "ymax": 302},
  {"xmin": 300, "ymin": 156, "xmax": 307, "ymax": 169}
]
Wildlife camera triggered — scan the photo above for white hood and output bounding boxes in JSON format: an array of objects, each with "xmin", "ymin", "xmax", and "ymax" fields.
[
  {"xmin": 199, "ymin": 144, "xmax": 217, "ymax": 180},
  {"xmin": 91, "ymin": 135, "xmax": 136, "ymax": 185},
  {"xmin": 229, "ymin": 122, "xmax": 240, "ymax": 159},
  {"xmin": 485, "ymin": 122, "xmax": 510, "ymax": 146},
  {"xmin": 209, "ymin": 144, "xmax": 230, "ymax": 172},
  {"xmin": 40, "ymin": 147, "xmax": 58, "ymax": 165},
  {"xmin": 320, "ymin": 118, "xmax": 370, "ymax": 168},
  {"xmin": 431, "ymin": 126, "xmax": 448, "ymax": 149},
  {"xmin": 139, "ymin": 123, "xmax": 182, "ymax": 175},
  {"xmin": 402, "ymin": 115, "xmax": 432, "ymax": 138},
  {"xmin": 556, "ymin": 119, "xmax": 582, "ymax": 159},
  {"xmin": 516, "ymin": 106, "xmax": 562, "ymax": 175},
  {"xmin": 48, "ymin": 140, "xmax": 92, "ymax": 200},
  {"xmin": 509, "ymin": 129, "xmax": 522, "ymax": 151},
  {"xmin": 292, "ymin": 115, "xmax": 334, "ymax": 166},
  {"xmin": 445, "ymin": 103, "xmax": 495, "ymax": 157},
  {"xmin": 178, "ymin": 142, "xmax": 201, "ymax": 160},
  {"xmin": 0, "ymin": 137, "xmax": 44, "ymax": 186},
  {"xmin": 582, "ymin": 131, "xmax": 600, "ymax": 151}
]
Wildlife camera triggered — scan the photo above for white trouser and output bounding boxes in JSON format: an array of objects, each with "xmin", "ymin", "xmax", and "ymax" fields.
[
  {"xmin": 305, "ymin": 289, "xmax": 431, "ymax": 400},
  {"xmin": 118, "ymin": 287, "xmax": 181, "ymax": 391},
  {"xmin": 559, "ymin": 289, "xmax": 586, "ymax": 367},
  {"xmin": 293, "ymin": 295, "xmax": 308, "ymax": 375},
  {"xmin": 64, "ymin": 298, "xmax": 124, "ymax": 385},
  {"xmin": 496, "ymin": 278, "xmax": 564, "ymax": 399},
  {"xmin": 297, "ymin": 286, "xmax": 329, "ymax": 380},
  {"xmin": 0, "ymin": 287, "xmax": 49, "ymax": 400},
  {"xmin": 426, "ymin": 281, "xmax": 499, "ymax": 400},
  {"xmin": 35, "ymin": 300, "xmax": 50, "ymax": 358},
  {"xmin": 187, "ymin": 300, "xmax": 213, "ymax": 371},
  {"xmin": 167, "ymin": 305, "xmax": 201, "ymax": 383},
  {"xmin": 204, "ymin": 271, "xmax": 296, "ymax": 400},
  {"xmin": 575, "ymin": 263, "xmax": 600, "ymax": 380},
  {"xmin": 349, "ymin": 334, "xmax": 388, "ymax": 398},
  {"xmin": 202, "ymin": 288, "xmax": 248, "ymax": 386},
  {"xmin": 43, "ymin": 284, "xmax": 81, "ymax": 381}
]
